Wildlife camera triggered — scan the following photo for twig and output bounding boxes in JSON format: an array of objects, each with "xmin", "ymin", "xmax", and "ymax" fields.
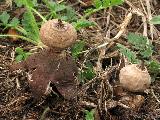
[
  {"xmin": 139, "ymin": 0, "xmax": 147, "ymax": 15},
  {"xmin": 114, "ymin": 12, "xmax": 132, "ymax": 39},
  {"xmin": 96, "ymin": 11, "xmax": 132, "ymax": 49},
  {"xmin": 96, "ymin": 8, "xmax": 112, "ymax": 72},
  {"xmin": 15, "ymin": 78, "xmax": 20, "ymax": 89},
  {"xmin": 0, "ymin": 45, "xmax": 6, "ymax": 48},
  {"xmin": 145, "ymin": 0, "xmax": 154, "ymax": 40},
  {"xmin": 81, "ymin": 101, "xmax": 97, "ymax": 107},
  {"xmin": 125, "ymin": 0, "xmax": 148, "ymax": 37},
  {"xmin": 151, "ymin": 89, "xmax": 160, "ymax": 104}
]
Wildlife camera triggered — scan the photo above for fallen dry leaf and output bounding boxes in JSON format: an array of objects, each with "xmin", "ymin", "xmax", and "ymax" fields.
[
  {"xmin": 7, "ymin": 28, "xmax": 19, "ymax": 41},
  {"xmin": 119, "ymin": 95, "xmax": 145, "ymax": 111}
]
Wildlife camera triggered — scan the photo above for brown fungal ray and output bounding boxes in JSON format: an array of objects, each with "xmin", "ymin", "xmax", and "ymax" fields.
[
  {"xmin": 10, "ymin": 48, "xmax": 78, "ymax": 99},
  {"xmin": 119, "ymin": 95, "xmax": 145, "ymax": 111}
]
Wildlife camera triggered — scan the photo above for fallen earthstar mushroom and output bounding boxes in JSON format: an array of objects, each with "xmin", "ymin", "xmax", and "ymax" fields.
[
  {"xmin": 119, "ymin": 64, "xmax": 151, "ymax": 92},
  {"xmin": 10, "ymin": 19, "xmax": 78, "ymax": 100}
]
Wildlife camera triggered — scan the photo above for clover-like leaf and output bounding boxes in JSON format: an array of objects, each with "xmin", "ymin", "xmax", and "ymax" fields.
[
  {"xmin": 150, "ymin": 15, "xmax": 160, "ymax": 25},
  {"xmin": 10, "ymin": 17, "xmax": 20, "ymax": 27},
  {"xmin": 0, "ymin": 11, "xmax": 10, "ymax": 25}
]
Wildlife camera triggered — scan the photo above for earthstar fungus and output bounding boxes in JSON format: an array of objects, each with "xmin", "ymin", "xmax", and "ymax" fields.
[{"xmin": 10, "ymin": 19, "xmax": 78, "ymax": 99}]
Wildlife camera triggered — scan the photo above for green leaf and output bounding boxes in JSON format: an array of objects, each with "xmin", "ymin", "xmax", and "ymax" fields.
[
  {"xmin": 15, "ymin": 47, "xmax": 24, "ymax": 54},
  {"xmin": 53, "ymin": 3, "xmax": 67, "ymax": 12},
  {"xmin": 140, "ymin": 46, "xmax": 153, "ymax": 58},
  {"xmin": 10, "ymin": 17, "xmax": 20, "ymax": 27},
  {"xmin": 78, "ymin": 62, "xmax": 96, "ymax": 83},
  {"xmin": 14, "ymin": 0, "xmax": 40, "ymax": 43},
  {"xmin": 14, "ymin": 0, "xmax": 34, "ymax": 7},
  {"xmin": 148, "ymin": 60, "xmax": 160, "ymax": 74},
  {"xmin": 93, "ymin": 0, "xmax": 102, "ymax": 8},
  {"xmin": 44, "ymin": 0, "xmax": 77, "ymax": 22},
  {"xmin": 60, "ymin": 6, "xmax": 77, "ymax": 22},
  {"xmin": 84, "ymin": 8, "xmax": 95, "ymax": 14},
  {"xmin": 74, "ymin": 20, "xmax": 95, "ymax": 30},
  {"xmin": 14, "ymin": 0, "xmax": 25, "ymax": 7},
  {"xmin": 0, "ymin": 11, "xmax": 10, "ymax": 25},
  {"xmin": 15, "ymin": 54, "xmax": 24, "ymax": 62},
  {"xmin": 84, "ymin": 62, "xmax": 96, "ymax": 80},
  {"xmin": 24, "ymin": 0, "xmax": 35, "ymax": 8},
  {"xmin": 150, "ymin": 15, "xmax": 160, "ymax": 25},
  {"xmin": 108, "ymin": 0, "xmax": 124, "ymax": 6},
  {"xmin": 102, "ymin": 0, "xmax": 110, "ymax": 7},
  {"xmin": 85, "ymin": 0, "xmax": 124, "ymax": 18},
  {"xmin": 127, "ymin": 33, "xmax": 148, "ymax": 50},
  {"xmin": 15, "ymin": 47, "xmax": 32, "ymax": 62},
  {"xmin": 79, "ymin": 62, "xmax": 96, "ymax": 83},
  {"xmin": 23, "ymin": 52, "xmax": 32, "ymax": 60},
  {"xmin": 93, "ymin": 0, "xmax": 124, "ymax": 8},
  {"xmin": 32, "ymin": 0, "xmax": 38, "ymax": 6},
  {"xmin": 71, "ymin": 41, "xmax": 85, "ymax": 59},
  {"xmin": 127, "ymin": 33, "xmax": 153, "ymax": 58},
  {"xmin": 44, "ymin": 1, "xmax": 66, "ymax": 12},
  {"xmin": 85, "ymin": 110, "xmax": 95, "ymax": 120},
  {"xmin": 117, "ymin": 43, "xmax": 139, "ymax": 64},
  {"xmin": 22, "ymin": 11, "xmax": 40, "ymax": 42}
]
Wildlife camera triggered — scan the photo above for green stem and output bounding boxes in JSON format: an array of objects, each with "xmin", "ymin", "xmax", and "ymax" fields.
[
  {"xmin": 82, "ymin": 6, "xmax": 105, "ymax": 19},
  {"xmin": 40, "ymin": 107, "xmax": 50, "ymax": 120},
  {"xmin": 31, "ymin": 7, "xmax": 47, "ymax": 22},
  {"xmin": 0, "ymin": 34, "xmax": 38, "ymax": 45},
  {"xmin": 14, "ymin": 26, "xmax": 28, "ymax": 35}
]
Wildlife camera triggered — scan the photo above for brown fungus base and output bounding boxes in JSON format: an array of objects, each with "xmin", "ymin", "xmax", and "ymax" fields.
[{"xmin": 10, "ymin": 48, "xmax": 78, "ymax": 100}]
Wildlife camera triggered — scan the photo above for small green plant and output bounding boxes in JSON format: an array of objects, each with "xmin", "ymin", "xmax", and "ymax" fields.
[
  {"xmin": 73, "ymin": 0, "xmax": 124, "ymax": 30},
  {"xmin": 0, "ymin": 11, "xmax": 20, "ymax": 29},
  {"xmin": 15, "ymin": 47, "xmax": 32, "ymax": 62},
  {"xmin": 74, "ymin": 19, "xmax": 96, "ymax": 30},
  {"xmin": 71, "ymin": 41, "xmax": 86, "ymax": 59},
  {"xmin": 0, "ymin": 0, "xmax": 46, "ymax": 46},
  {"xmin": 0, "ymin": 0, "xmax": 48, "ymax": 62},
  {"xmin": 43, "ymin": 0, "xmax": 95, "ymax": 30},
  {"xmin": 78, "ymin": 61, "xmax": 96, "ymax": 83},
  {"xmin": 0, "ymin": 0, "xmax": 125, "ymax": 63},
  {"xmin": 83, "ymin": 0, "xmax": 124, "ymax": 18},
  {"xmin": 43, "ymin": 0, "xmax": 77, "ymax": 22},
  {"xmin": 117, "ymin": 43, "xmax": 139, "ymax": 64},
  {"xmin": 127, "ymin": 33, "xmax": 153, "ymax": 58},
  {"xmin": 84, "ymin": 109, "xmax": 95, "ymax": 120},
  {"xmin": 150, "ymin": 15, "xmax": 160, "ymax": 25},
  {"xmin": 14, "ymin": 0, "xmax": 46, "ymax": 45},
  {"xmin": 148, "ymin": 60, "xmax": 160, "ymax": 80},
  {"xmin": 71, "ymin": 41, "xmax": 96, "ymax": 83},
  {"xmin": 117, "ymin": 33, "xmax": 160, "ymax": 79},
  {"xmin": 118, "ymin": 33, "xmax": 153, "ymax": 61}
]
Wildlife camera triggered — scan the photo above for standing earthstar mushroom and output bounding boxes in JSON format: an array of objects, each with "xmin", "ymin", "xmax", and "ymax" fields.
[
  {"xmin": 10, "ymin": 19, "xmax": 78, "ymax": 100},
  {"xmin": 119, "ymin": 64, "xmax": 151, "ymax": 92}
]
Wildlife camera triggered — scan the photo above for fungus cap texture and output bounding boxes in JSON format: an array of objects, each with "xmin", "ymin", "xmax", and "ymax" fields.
[
  {"xmin": 40, "ymin": 19, "xmax": 77, "ymax": 49},
  {"xmin": 119, "ymin": 64, "xmax": 151, "ymax": 92}
]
